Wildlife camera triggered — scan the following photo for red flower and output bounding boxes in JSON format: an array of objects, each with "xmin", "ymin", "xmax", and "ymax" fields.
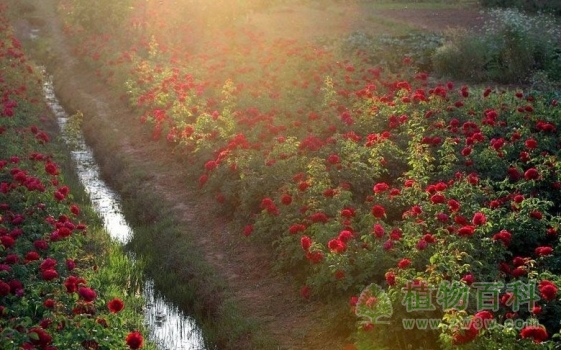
[
  {"xmin": 436, "ymin": 213, "xmax": 449, "ymax": 222},
  {"xmin": 473, "ymin": 310, "xmax": 493, "ymax": 326},
  {"xmin": 298, "ymin": 181, "xmax": 309, "ymax": 192},
  {"xmin": 371, "ymin": 205, "xmax": 386, "ymax": 219},
  {"xmin": 493, "ymin": 229, "xmax": 512, "ymax": 246},
  {"xmin": 447, "ymin": 199, "xmax": 460, "ymax": 212},
  {"xmin": 287, "ymin": 223, "xmax": 305, "ymax": 234},
  {"xmin": 385, "ymin": 271, "xmax": 396, "ymax": 286},
  {"xmin": 280, "ymin": 194, "xmax": 292, "ymax": 205},
  {"xmin": 520, "ymin": 325, "xmax": 548, "ymax": 343},
  {"xmin": 471, "ymin": 212, "xmax": 486, "ymax": 226},
  {"xmin": 310, "ymin": 212, "xmax": 328, "ymax": 223},
  {"xmin": 539, "ymin": 280, "xmax": 558, "ymax": 301},
  {"xmin": 301, "ymin": 286, "xmax": 311, "ymax": 299},
  {"xmin": 372, "ymin": 224, "xmax": 385, "ymax": 238},
  {"xmin": 327, "ymin": 154, "xmax": 340, "ymax": 164},
  {"xmin": 198, "ymin": 174, "xmax": 208, "ymax": 188},
  {"xmin": 524, "ymin": 168, "xmax": 539, "ymax": 180},
  {"xmin": 40, "ymin": 258, "xmax": 57, "ymax": 271},
  {"xmin": 28, "ymin": 327, "xmax": 52, "ymax": 347},
  {"xmin": 525, "ymin": 138, "xmax": 538, "ymax": 149},
  {"xmin": 41, "ymin": 269, "xmax": 59, "ymax": 281},
  {"xmin": 458, "ymin": 225, "xmax": 475, "ymax": 237},
  {"xmin": 328, "ymin": 239, "xmax": 346, "ymax": 253},
  {"xmin": 338, "ymin": 230, "xmax": 353, "ymax": 243},
  {"xmin": 530, "ymin": 211, "xmax": 543, "ymax": 220},
  {"xmin": 513, "ymin": 256, "xmax": 526, "ymax": 266},
  {"xmin": 70, "ymin": 204, "xmax": 80, "ymax": 216},
  {"xmin": 452, "ymin": 325, "xmax": 478, "ymax": 345},
  {"xmin": 461, "ymin": 274, "xmax": 474, "ymax": 285},
  {"xmin": 341, "ymin": 208, "xmax": 354, "ymax": 218},
  {"xmin": 373, "ymin": 182, "xmax": 389, "ymax": 194},
  {"xmin": 78, "ymin": 287, "xmax": 97, "ymax": 302},
  {"xmin": 306, "ymin": 251, "xmax": 323, "ymax": 264},
  {"xmin": 242, "ymin": 225, "xmax": 253, "ymax": 237},
  {"xmin": 25, "ymin": 251, "xmax": 40, "ymax": 262},
  {"xmin": 108, "ymin": 298, "xmax": 125, "ymax": 313},
  {"xmin": 397, "ymin": 258, "xmax": 411, "ymax": 269},
  {"xmin": 45, "ymin": 162, "xmax": 58, "ymax": 175},
  {"xmin": 204, "ymin": 160, "xmax": 218, "ymax": 171},
  {"xmin": 126, "ymin": 331, "xmax": 144, "ymax": 349},
  {"xmin": 0, "ymin": 236, "xmax": 15, "ymax": 248},
  {"xmin": 301, "ymin": 236, "xmax": 312, "ymax": 251},
  {"xmin": 34, "ymin": 240, "xmax": 49, "ymax": 250},
  {"xmin": 512, "ymin": 266, "xmax": 526, "ymax": 277},
  {"xmin": 0, "ymin": 281, "xmax": 10, "ymax": 296},
  {"xmin": 335, "ymin": 270, "xmax": 345, "ymax": 279},
  {"xmin": 535, "ymin": 246, "xmax": 553, "ymax": 256},
  {"xmin": 430, "ymin": 193, "xmax": 446, "ymax": 204}
]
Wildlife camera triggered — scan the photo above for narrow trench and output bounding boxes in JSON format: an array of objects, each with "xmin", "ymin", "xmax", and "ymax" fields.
[{"xmin": 42, "ymin": 73, "xmax": 208, "ymax": 350}]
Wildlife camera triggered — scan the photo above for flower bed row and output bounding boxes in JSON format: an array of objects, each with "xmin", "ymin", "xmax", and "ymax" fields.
[
  {"xmin": 56, "ymin": 1, "xmax": 561, "ymax": 348},
  {"xmin": 0, "ymin": 4, "xmax": 147, "ymax": 349}
]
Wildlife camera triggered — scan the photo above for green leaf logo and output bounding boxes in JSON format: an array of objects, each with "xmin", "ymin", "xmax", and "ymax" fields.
[{"xmin": 356, "ymin": 283, "xmax": 393, "ymax": 325}]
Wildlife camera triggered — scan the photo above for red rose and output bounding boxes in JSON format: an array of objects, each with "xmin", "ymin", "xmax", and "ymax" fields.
[
  {"xmin": 520, "ymin": 325, "xmax": 548, "ymax": 343},
  {"xmin": 280, "ymin": 194, "xmax": 292, "ymax": 205},
  {"xmin": 242, "ymin": 225, "xmax": 253, "ymax": 237},
  {"xmin": 28, "ymin": 327, "xmax": 52, "ymax": 347},
  {"xmin": 524, "ymin": 168, "xmax": 539, "ymax": 180},
  {"xmin": 458, "ymin": 225, "xmax": 475, "ymax": 237},
  {"xmin": 107, "ymin": 298, "xmax": 125, "ymax": 313},
  {"xmin": 471, "ymin": 212, "xmax": 486, "ymax": 226},
  {"xmin": 328, "ymin": 239, "xmax": 346, "ymax": 253},
  {"xmin": 430, "ymin": 193, "xmax": 446, "ymax": 204},
  {"xmin": 461, "ymin": 274, "xmax": 474, "ymax": 285},
  {"xmin": 42, "ymin": 269, "xmax": 59, "ymax": 281},
  {"xmin": 535, "ymin": 246, "xmax": 553, "ymax": 256},
  {"xmin": 78, "ymin": 287, "xmax": 97, "ymax": 302},
  {"xmin": 372, "ymin": 224, "xmax": 385, "ymax": 238},
  {"xmin": 385, "ymin": 271, "xmax": 396, "ymax": 286},
  {"xmin": 45, "ymin": 162, "xmax": 59, "ymax": 176},
  {"xmin": 371, "ymin": 205, "xmax": 386, "ymax": 219},
  {"xmin": 373, "ymin": 182, "xmax": 389, "ymax": 194},
  {"xmin": 0, "ymin": 281, "xmax": 10, "ymax": 296},
  {"xmin": 397, "ymin": 258, "xmax": 411, "ymax": 269},
  {"xmin": 539, "ymin": 280, "xmax": 558, "ymax": 301},
  {"xmin": 300, "ymin": 236, "xmax": 312, "ymax": 251},
  {"xmin": 126, "ymin": 331, "xmax": 144, "ymax": 349},
  {"xmin": 525, "ymin": 138, "xmax": 538, "ymax": 149}
]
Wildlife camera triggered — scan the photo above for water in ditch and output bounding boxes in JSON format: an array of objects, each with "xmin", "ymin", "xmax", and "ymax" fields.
[{"xmin": 42, "ymin": 74, "xmax": 206, "ymax": 350}]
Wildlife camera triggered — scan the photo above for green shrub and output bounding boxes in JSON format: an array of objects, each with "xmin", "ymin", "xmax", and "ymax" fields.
[
  {"xmin": 432, "ymin": 8, "xmax": 561, "ymax": 84},
  {"xmin": 480, "ymin": 0, "xmax": 561, "ymax": 16}
]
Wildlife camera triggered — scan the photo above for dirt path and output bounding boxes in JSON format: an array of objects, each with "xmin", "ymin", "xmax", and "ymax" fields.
[{"xmin": 247, "ymin": 3, "xmax": 486, "ymax": 40}]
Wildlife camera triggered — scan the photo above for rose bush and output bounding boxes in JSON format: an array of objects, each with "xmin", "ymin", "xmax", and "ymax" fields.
[{"xmin": 0, "ymin": 4, "xmax": 149, "ymax": 349}]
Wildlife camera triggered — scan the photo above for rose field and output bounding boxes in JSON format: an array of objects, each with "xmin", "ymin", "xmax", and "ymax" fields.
[{"xmin": 7, "ymin": 0, "xmax": 561, "ymax": 349}]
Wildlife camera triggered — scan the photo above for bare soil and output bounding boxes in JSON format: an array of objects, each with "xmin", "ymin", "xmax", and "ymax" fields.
[
  {"xmin": 12, "ymin": 1, "xmax": 487, "ymax": 349},
  {"xmin": 247, "ymin": 3, "xmax": 487, "ymax": 40}
]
